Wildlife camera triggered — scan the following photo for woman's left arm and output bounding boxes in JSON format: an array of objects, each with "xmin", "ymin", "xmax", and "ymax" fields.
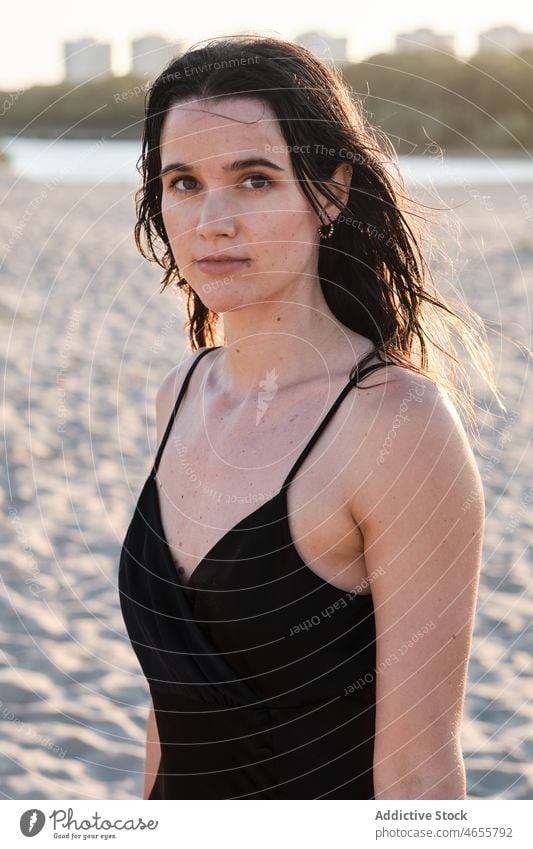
[{"xmin": 353, "ymin": 371, "xmax": 485, "ymax": 800}]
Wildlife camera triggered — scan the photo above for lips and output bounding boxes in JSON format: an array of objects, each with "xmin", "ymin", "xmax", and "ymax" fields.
[
  {"xmin": 196, "ymin": 257, "xmax": 250, "ymax": 275},
  {"xmin": 198, "ymin": 253, "xmax": 249, "ymax": 262}
]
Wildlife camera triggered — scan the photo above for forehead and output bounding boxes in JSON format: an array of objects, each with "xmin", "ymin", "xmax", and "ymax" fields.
[{"xmin": 159, "ymin": 97, "xmax": 286, "ymax": 163}]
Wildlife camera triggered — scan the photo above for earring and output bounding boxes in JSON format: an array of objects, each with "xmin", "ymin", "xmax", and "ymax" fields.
[{"xmin": 317, "ymin": 211, "xmax": 335, "ymax": 239}]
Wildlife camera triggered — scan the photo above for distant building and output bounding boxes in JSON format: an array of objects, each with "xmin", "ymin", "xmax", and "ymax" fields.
[
  {"xmin": 395, "ymin": 28, "xmax": 455, "ymax": 54},
  {"xmin": 64, "ymin": 38, "xmax": 112, "ymax": 83},
  {"xmin": 478, "ymin": 25, "xmax": 533, "ymax": 53},
  {"xmin": 131, "ymin": 35, "xmax": 182, "ymax": 77},
  {"xmin": 295, "ymin": 31, "xmax": 348, "ymax": 63}
]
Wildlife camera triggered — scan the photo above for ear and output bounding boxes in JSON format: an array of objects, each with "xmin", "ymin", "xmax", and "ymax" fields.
[{"xmin": 318, "ymin": 162, "xmax": 352, "ymax": 222}]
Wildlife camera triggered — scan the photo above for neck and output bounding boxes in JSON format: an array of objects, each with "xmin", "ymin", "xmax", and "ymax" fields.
[{"xmin": 208, "ymin": 285, "xmax": 371, "ymax": 403}]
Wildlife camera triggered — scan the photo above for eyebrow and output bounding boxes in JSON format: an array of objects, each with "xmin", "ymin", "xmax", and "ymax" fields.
[{"xmin": 159, "ymin": 157, "xmax": 285, "ymax": 179}]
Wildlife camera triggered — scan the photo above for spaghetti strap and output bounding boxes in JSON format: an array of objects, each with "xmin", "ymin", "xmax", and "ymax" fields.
[
  {"xmin": 151, "ymin": 348, "xmax": 386, "ymax": 486},
  {"xmin": 151, "ymin": 346, "xmax": 221, "ymax": 477},
  {"xmin": 120, "ymin": 349, "xmax": 383, "ymax": 799},
  {"xmin": 280, "ymin": 360, "xmax": 387, "ymax": 491}
]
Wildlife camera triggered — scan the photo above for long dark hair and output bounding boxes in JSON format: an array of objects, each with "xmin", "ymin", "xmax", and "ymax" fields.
[{"xmin": 134, "ymin": 34, "xmax": 506, "ymax": 436}]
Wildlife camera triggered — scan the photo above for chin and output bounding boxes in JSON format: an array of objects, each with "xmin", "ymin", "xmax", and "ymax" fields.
[
  {"xmin": 194, "ymin": 286, "xmax": 250, "ymax": 312},
  {"xmin": 193, "ymin": 273, "xmax": 259, "ymax": 301}
]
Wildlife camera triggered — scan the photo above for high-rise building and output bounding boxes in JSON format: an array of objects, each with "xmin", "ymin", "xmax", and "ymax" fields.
[
  {"xmin": 295, "ymin": 31, "xmax": 348, "ymax": 63},
  {"xmin": 395, "ymin": 28, "xmax": 455, "ymax": 54},
  {"xmin": 478, "ymin": 25, "xmax": 533, "ymax": 53},
  {"xmin": 64, "ymin": 38, "xmax": 112, "ymax": 83},
  {"xmin": 131, "ymin": 35, "xmax": 182, "ymax": 77}
]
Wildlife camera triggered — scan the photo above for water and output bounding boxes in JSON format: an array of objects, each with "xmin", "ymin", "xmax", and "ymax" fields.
[
  {"xmin": 399, "ymin": 154, "xmax": 533, "ymax": 188},
  {"xmin": 1, "ymin": 137, "xmax": 142, "ymax": 185},
  {"xmin": 2, "ymin": 135, "xmax": 533, "ymax": 187}
]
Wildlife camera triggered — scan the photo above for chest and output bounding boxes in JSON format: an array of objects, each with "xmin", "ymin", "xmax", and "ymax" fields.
[{"xmin": 155, "ymin": 391, "xmax": 369, "ymax": 593}]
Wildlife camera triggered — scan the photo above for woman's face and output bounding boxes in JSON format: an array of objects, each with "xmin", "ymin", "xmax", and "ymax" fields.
[{"xmin": 158, "ymin": 96, "xmax": 346, "ymax": 311}]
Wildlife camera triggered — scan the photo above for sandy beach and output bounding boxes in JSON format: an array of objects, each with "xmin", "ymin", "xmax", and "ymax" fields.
[{"xmin": 0, "ymin": 165, "xmax": 531, "ymax": 800}]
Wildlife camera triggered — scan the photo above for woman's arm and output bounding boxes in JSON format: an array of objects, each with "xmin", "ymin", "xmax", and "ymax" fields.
[
  {"xmin": 143, "ymin": 699, "xmax": 161, "ymax": 799},
  {"xmin": 141, "ymin": 354, "xmax": 200, "ymax": 799},
  {"xmin": 351, "ymin": 370, "xmax": 484, "ymax": 799},
  {"xmin": 141, "ymin": 364, "xmax": 184, "ymax": 799}
]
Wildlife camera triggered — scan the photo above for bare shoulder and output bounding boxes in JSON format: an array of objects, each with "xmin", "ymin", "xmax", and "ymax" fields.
[
  {"xmin": 352, "ymin": 362, "xmax": 477, "ymax": 461},
  {"xmin": 348, "ymin": 364, "xmax": 485, "ymax": 788},
  {"xmin": 155, "ymin": 347, "xmax": 209, "ymax": 443},
  {"xmin": 349, "ymin": 363, "xmax": 484, "ymax": 525}
]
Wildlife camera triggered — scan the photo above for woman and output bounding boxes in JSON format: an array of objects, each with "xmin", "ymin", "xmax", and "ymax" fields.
[{"xmin": 118, "ymin": 35, "xmax": 503, "ymax": 800}]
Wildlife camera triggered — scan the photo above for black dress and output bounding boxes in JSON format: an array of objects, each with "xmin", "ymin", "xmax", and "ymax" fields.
[{"xmin": 118, "ymin": 346, "xmax": 385, "ymax": 799}]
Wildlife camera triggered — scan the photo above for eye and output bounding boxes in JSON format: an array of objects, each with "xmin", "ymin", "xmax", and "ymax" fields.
[
  {"xmin": 167, "ymin": 175, "xmax": 198, "ymax": 192},
  {"xmin": 166, "ymin": 173, "xmax": 274, "ymax": 192},
  {"xmin": 241, "ymin": 173, "xmax": 273, "ymax": 190}
]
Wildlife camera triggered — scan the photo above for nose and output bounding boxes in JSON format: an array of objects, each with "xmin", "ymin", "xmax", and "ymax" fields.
[{"xmin": 196, "ymin": 186, "xmax": 237, "ymax": 239}]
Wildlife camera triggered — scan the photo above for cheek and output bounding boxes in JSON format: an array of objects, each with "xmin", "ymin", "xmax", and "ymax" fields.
[
  {"xmin": 162, "ymin": 191, "xmax": 182, "ymax": 216},
  {"xmin": 161, "ymin": 200, "xmax": 190, "ymax": 249},
  {"xmin": 161, "ymin": 199, "xmax": 175, "ymax": 235},
  {"xmin": 261, "ymin": 212, "xmax": 318, "ymax": 271},
  {"xmin": 275, "ymin": 210, "xmax": 318, "ymax": 257},
  {"xmin": 161, "ymin": 197, "xmax": 317, "ymax": 256},
  {"xmin": 256, "ymin": 208, "xmax": 315, "ymax": 242}
]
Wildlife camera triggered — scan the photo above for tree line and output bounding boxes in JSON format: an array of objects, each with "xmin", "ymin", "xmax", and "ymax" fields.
[{"xmin": 2, "ymin": 50, "xmax": 533, "ymax": 153}]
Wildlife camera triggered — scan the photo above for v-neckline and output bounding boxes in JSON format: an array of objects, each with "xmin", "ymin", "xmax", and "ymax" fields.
[
  {"xmin": 150, "ymin": 472, "xmax": 373, "ymax": 599},
  {"xmin": 147, "ymin": 346, "xmax": 385, "ymax": 598},
  {"xmin": 151, "ymin": 470, "xmax": 287, "ymax": 588}
]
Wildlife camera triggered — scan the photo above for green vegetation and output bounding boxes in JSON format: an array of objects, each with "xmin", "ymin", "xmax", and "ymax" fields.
[
  {"xmin": 0, "ymin": 75, "xmax": 148, "ymax": 140},
  {"xmin": 340, "ymin": 50, "xmax": 533, "ymax": 153},
  {"xmin": 2, "ymin": 50, "xmax": 533, "ymax": 152}
]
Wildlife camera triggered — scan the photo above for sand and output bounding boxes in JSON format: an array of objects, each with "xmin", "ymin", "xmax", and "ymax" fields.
[{"xmin": 0, "ymin": 165, "xmax": 531, "ymax": 799}]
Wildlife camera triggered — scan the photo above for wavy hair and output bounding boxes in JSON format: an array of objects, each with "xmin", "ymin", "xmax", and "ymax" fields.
[{"xmin": 134, "ymin": 34, "xmax": 507, "ymax": 437}]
